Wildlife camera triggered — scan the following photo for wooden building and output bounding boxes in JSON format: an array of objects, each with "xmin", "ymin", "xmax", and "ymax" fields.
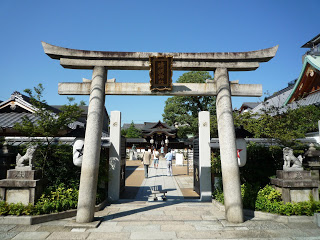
[{"xmin": 122, "ymin": 121, "xmax": 187, "ymax": 152}]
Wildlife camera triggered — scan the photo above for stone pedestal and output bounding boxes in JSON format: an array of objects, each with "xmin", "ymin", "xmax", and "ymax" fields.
[
  {"xmin": 0, "ymin": 169, "xmax": 45, "ymax": 205},
  {"xmin": 271, "ymin": 170, "xmax": 319, "ymax": 203}
]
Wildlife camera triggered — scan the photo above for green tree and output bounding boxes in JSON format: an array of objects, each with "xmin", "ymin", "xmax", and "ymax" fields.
[
  {"xmin": 122, "ymin": 121, "xmax": 142, "ymax": 138},
  {"xmin": 235, "ymin": 104, "xmax": 320, "ymax": 145},
  {"xmin": 162, "ymin": 71, "xmax": 216, "ymax": 138},
  {"xmin": 14, "ymin": 84, "xmax": 85, "ymax": 177}
]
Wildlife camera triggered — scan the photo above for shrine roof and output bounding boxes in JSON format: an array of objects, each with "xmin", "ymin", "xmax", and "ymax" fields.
[
  {"xmin": 301, "ymin": 34, "xmax": 320, "ymax": 48},
  {"xmin": 284, "ymin": 55, "xmax": 320, "ymax": 105},
  {"xmin": 142, "ymin": 121, "xmax": 175, "ymax": 131},
  {"xmin": 122, "ymin": 121, "xmax": 175, "ymax": 131}
]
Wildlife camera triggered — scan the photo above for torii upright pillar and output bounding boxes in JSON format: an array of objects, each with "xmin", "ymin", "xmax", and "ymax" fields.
[
  {"xmin": 76, "ymin": 66, "xmax": 107, "ymax": 223},
  {"xmin": 215, "ymin": 67, "xmax": 243, "ymax": 223}
]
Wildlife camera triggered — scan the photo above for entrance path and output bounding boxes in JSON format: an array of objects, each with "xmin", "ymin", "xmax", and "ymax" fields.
[
  {"xmin": 135, "ymin": 158, "xmax": 183, "ymax": 201},
  {"xmin": 1, "ymin": 159, "xmax": 320, "ymax": 239}
]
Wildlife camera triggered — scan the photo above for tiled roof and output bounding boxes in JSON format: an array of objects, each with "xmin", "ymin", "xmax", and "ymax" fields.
[
  {"xmin": 290, "ymin": 91, "xmax": 320, "ymax": 108},
  {"xmin": 0, "ymin": 112, "xmax": 85, "ymax": 130},
  {"xmin": 0, "ymin": 112, "xmax": 39, "ymax": 128},
  {"xmin": 251, "ymin": 87, "xmax": 293, "ymax": 114},
  {"xmin": 122, "ymin": 121, "xmax": 175, "ymax": 131},
  {"xmin": 122, "ymin": 123, "xmax": 145, "ymax": 130}
]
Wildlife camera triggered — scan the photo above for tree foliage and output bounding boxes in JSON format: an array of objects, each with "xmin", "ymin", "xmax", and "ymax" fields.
[
  {"xmin": 14, "ymin": 84, "xmax": 85, "ymax": 178},
  {"xmin": 121, "ymin": 121, "xmax": 142, "ymax": 138},
  {"xmin": 14, "ymin": 84, "xmax": 84, "ymax": 137},
  {"xmin": 234, "ymin": 104, "xmax": 320, "ymax": 145},
  {"xmin": 162, "ymin": 71, "xmax": 216, "ymax": 138}
]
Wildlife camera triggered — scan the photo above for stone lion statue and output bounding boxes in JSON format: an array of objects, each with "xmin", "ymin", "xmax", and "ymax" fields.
[
  {"xmin": 16, "ymin": 145, "xmax": 37, "ymax": 169},
  {"xmin": 283, "ymin": 147, "xmax": 303, "ymax": 171}
]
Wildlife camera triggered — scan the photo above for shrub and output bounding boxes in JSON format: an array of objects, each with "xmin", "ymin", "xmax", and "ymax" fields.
[
  {"xmin": 213, "ymin": 183, "xmax": 260, "ymax": 209},
  {"xmin": 0, "ymin": 201, "xmax": 9, "ymax": 215},
  {"xmin": 33, "ymin": 144, "xmax": 81, "ymax": 188},
  {"xmin": 255, "ymin": 185, "xmax": 320, "ymax": 216},
  {"xmin": 241, "ymin": 183, "xmax": 260, "ymax": 209},
  {"xmin": 214, "ymin": 184, "xmax": 320, "ymax": 216},
  {"xmin": 0, "ymin": 183, "xmax": 79, "ymax": 216},
  {"xmin": 212, "ymin": 188, "xmax": 224, "ymax": 204},
  {"xmin": 33, "ymin": 183, "xmax": 79, "ymax": 215},
  {"xmin": 240, "ymin": 143, "xmax": 283, "ymax": 187}
]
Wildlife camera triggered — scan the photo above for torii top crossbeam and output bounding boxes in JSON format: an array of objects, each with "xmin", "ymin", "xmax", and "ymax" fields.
[
  {"xmin": 42, "ymin": 42, "xmax": 278, "ymax": 97},
  {"xmin": 42, "ymin": 42, "xmax": 278, "ymax": 71}
]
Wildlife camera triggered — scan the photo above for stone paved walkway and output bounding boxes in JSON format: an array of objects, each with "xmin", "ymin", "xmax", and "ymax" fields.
[
  {"xmin": 135, "ymin": 158, "xmax": 183, "ymax": 201},
  {"xmin": 1, "ymin": 159, "xmax": 320, "ymax": 239}
]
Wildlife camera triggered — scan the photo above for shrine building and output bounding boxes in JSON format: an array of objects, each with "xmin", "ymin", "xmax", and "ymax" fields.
[{"xmin": 122, "ymin": 121, "xmax": 188, "ymax": 152}]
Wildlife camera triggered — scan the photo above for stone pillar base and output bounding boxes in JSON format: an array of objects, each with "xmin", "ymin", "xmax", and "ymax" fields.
[
  {"xmin": 271, "ymin": 170, "xmax": 319, "ymax": 203},
  {"xmin": 0, "ymin": 169, "xmax": 45, "ymax": 205}
]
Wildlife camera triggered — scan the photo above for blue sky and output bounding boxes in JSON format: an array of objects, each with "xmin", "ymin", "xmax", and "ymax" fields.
[{"xmin": 0, "ymin": 0, "xmax": 319, "ymax": 124}]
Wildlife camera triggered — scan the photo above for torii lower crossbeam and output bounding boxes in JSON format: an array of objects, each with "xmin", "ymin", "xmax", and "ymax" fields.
[{"xmin": 58, "ymin": 82, "xmax": 262, "ymax": 97}]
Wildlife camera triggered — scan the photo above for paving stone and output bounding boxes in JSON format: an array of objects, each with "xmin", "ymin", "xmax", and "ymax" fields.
[
  {"xmin": 164, "ymin": 210, "xmax": 207, "ymax": 216},
  {"xmin": 187, "ymin": 220, "xmax": 221, "ymax": 225},
  {"xmin": 122, "ymin": 224, "xmax": 160, "ymax": 232},
  {"xmin": 265, "ymin": 229, "xmax": 310, "ymax": 238},
  {"xmin": 219, "ymin": 219, "xmax": 248, "ymax": 227},
  {"xmin": 219, "ymin": 230, "xmax": 271, "ymax": 239},
  {"xmin": 87, "ymin": 225, "xmax": 123, "ymax": 232},
  {"xmin": 113, "ymin": 215, "xmax": 141, "ymax": 221},
  {"xmin": 12, "ymin": 231, "xmax": 51, "ymax": 239},
  {"xmin": 11, "ymin": 225, "xmax": 41, "ymax": 232},
  {"xmin": 0, "ymin": 224, "xmax": 16, "ymax": 232},
  {"xmin": 71, "ymin": 228, "xmax": 87, "ymax": 232},
  {"xmin": 136, "ymin": 210, "xmax": 164, "ymax": 215},
  {"xmin": 201, "ymin": 215, "xmax": 218, "ymax": 220},
  {"xmin": 161, "ymin": 224, "xmax": 195, "ymax": 231},
  {"xmin": 87, "ymin": 232, "xmax": 130, "ymax": 239},
  {"xmin": 0, "ymin": 231, "xmax": 19, "ymax": 240},
  {"xmin": 287, "ymin": 222, "xmax": 319, "ymax": 229},
  {"xmin": 130, "ymin": 231, "xmax": 176, "ymax": 239},
  {"xmin": 176, "ymin": 230, "xmax": 222, "ymax": 239},
  {"xmin": 293, "ymin": 237, "xmax": 320, "ymax": 240},
  {"xmin": 41, "ymin": 220, "xmax": 70, "ymax": 226},
  {"xmin": 172, "ymin": 214, "xmax": 202, "ymax": 220},
  {"xmin": 97, "ymin": 221, "xmax": 118, "ymax": 227},
  {"xmin": 233, "ymin": 226, "xmax": 250, "ymax": 231},
  {"xmin": 47, "ymin": 232, "xmax": 89, "ymax": 239},
  {"xmin": 244, "ymin": 220, "xmax": 290, "ymax": 230},
  {"xmin": 140, "ymin": 215, "xmax": 173, "ymax": 221},
  {"xmin": 194, "ymin": 224, "xmax": 225, "ymax": 231},
  {"xmin": 117, "ymin": 220, "xmax": 185, "ymax": 226},
  {"xmin": 296, "ymin": 228, "xmax": 320, "ymax": 237},
  {"xmin": 36, "ymin": 225, "xmax": 73, "ymax": 232},
  {"xmin": 116, "ymin": 221, "xmax": 151, "ymax": 226},
  {"xmin": 175, "ymin": 207, "xmax": 212, "ymax": 211}
]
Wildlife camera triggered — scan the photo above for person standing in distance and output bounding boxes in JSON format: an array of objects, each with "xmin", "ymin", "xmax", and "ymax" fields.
[
  {"xmin": 153, "ymin": 148, "xmax": 160, "ymax": 169},
  {"xmin": 160, "ymin": 146, "xmax": 164, "ymax": 157},
  {"xmin": 165, "ymin": 148, "xmax": 173, "ymax": 176},
  {"xmin": 142, "ymin": 147, "xmax": 151, "ymax": 178}
]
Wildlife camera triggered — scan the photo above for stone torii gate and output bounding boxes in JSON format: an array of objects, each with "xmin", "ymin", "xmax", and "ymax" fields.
[{"xmin": 42, "ymin": 42, "xmax": 277, "ymax": 223}]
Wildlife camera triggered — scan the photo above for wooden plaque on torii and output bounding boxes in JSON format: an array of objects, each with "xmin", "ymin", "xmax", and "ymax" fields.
[{"xmin": 149, "ymin": 56, "xmax": 173, "ymax": 91}]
